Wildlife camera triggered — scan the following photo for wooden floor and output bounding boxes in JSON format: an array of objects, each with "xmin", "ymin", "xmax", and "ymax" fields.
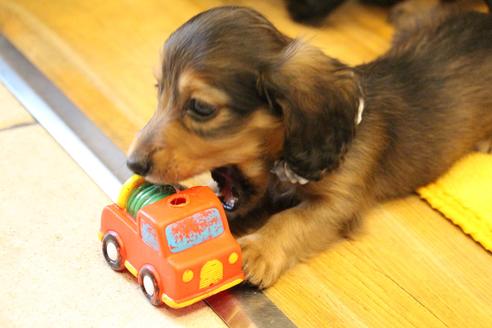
[{"xmin": 1, "ymin": 1, "xmax": 491, "ymax": 327}]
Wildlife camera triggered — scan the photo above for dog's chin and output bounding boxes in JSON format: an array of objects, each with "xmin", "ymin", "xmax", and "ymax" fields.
[{"xmin": 211, "ymin": 165, "xmax": 253, "ymax": 215}]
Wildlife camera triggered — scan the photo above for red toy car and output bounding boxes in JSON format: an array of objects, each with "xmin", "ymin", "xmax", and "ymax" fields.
[{"xmin": 99, "ymin": 175, "xmax": 244, "ymax": 308}]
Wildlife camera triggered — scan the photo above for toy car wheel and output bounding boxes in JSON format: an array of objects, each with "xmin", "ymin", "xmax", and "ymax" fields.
[
  {"xmin": 140, "ymin": 268, "xmax": 162, "ymax": 306},
  {"xmin": 102, "ymin": 233, "xmax": 125, "ymax": 271}
]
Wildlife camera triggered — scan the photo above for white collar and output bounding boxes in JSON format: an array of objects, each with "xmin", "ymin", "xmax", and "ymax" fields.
[{"xmin": 355, "ymin": 97, "xmax": 364, "ymax": 125}]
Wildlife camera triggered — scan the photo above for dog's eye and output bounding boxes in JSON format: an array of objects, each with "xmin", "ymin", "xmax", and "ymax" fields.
[{"xmin": 186, "ymin": 99, "xmax": 217, "ymax": 120}]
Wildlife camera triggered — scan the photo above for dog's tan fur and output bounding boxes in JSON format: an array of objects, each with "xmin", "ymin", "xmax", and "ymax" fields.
[{"xmin": 128, "ymin": 6, "xmax": 492, "ymax": 288}]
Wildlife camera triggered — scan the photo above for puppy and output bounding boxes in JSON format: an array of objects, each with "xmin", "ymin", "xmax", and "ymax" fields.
[{"xmin": 127, "ymin": 5, "xmax": 492, "ymax": 288}]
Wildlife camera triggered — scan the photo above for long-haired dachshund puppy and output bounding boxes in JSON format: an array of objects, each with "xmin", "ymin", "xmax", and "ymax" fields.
[{"xmin": 127, "ymin": 4, "xmax": 492, "ymax": 288}]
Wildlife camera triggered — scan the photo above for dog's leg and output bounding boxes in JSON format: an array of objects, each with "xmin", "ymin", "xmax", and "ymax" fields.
[{"xmin": 238, "ymin": 195, "xmax": 367, "ymax": 288}]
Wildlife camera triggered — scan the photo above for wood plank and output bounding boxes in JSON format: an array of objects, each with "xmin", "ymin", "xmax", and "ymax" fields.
[
  {"xmin": 266, "ymin": 197, "xmax": 492, "ymax": 327},
  {"xmin": 1, "ymin": 1, "xmax": 491, "ymax": 327}
]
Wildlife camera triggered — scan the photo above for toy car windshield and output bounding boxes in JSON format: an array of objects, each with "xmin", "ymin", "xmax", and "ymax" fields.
[{"xmin": 166, "ymin": 208, "xmax": 225, "ymax": 253}]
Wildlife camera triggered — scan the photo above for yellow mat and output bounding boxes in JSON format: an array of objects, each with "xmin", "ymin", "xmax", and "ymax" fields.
[{"xmin": 418, "ymin": 153, "xmax": 492, "ymax": 252}]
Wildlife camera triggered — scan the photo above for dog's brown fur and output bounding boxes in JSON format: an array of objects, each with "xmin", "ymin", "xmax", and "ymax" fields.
[{"xmin": 127, "ymin": 5, "xmax": 492, "ymax": 288}]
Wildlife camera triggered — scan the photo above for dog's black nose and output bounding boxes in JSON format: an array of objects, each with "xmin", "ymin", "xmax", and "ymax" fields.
[{"xmin": 127, "ymin": 156, "xmax": 151, "ymax": 176}]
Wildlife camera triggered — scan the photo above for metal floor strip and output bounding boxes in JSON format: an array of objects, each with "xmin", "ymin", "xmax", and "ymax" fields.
[
  {"xmin": 0, "ymin": 36, "xmax": 127, "ymax": 201},
  {"xmin": 0, "ymin": 34, "xmax": 296, "ymax": 328}
]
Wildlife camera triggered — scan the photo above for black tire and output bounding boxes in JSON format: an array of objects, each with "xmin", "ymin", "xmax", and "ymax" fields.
[
  {"xmin": 102, "ymin": 233, "xmax": 125, "ymax": 271},
  {"xmin": 140, "ymin": 268, "xmax": 162, "ymax": 306}
]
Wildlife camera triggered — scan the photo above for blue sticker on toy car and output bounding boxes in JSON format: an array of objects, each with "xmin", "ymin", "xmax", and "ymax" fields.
[{"xmin": 166, "ymin": 208, "xmax": 224, "ymax": 253}]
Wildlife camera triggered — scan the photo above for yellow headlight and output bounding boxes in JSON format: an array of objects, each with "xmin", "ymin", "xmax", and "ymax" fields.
[
  {"xmin": 228, "ymin": 252, "xmax": 239, "ymax": 264},
  {"xmin": 182, "ymin": 269, "xmax": 194, "ymax": 283}
]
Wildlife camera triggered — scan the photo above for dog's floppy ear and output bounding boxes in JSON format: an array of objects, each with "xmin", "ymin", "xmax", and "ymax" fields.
[{"xmin": 260, "ymin": 40, "xmax": 361, "ymax": 181}]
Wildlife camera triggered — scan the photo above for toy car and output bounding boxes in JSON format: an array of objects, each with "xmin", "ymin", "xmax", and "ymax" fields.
[{"xmin": 99, "ymin": 175, "xmax": 244, "ymax": 308}]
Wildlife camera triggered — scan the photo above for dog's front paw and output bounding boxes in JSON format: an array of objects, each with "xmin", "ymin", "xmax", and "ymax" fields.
[{"xmin": 238, "ymin": 233, "xmax": 288, "ymax": 289}]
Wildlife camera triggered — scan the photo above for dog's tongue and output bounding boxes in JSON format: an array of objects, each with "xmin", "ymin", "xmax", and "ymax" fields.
[
  {"xmin": 216, "ymin": 168, "xmax": 238, "ymax": 211},
  {"xmin": 221, "ymin": 183, "xmax": 237, "ymax": 210}
]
